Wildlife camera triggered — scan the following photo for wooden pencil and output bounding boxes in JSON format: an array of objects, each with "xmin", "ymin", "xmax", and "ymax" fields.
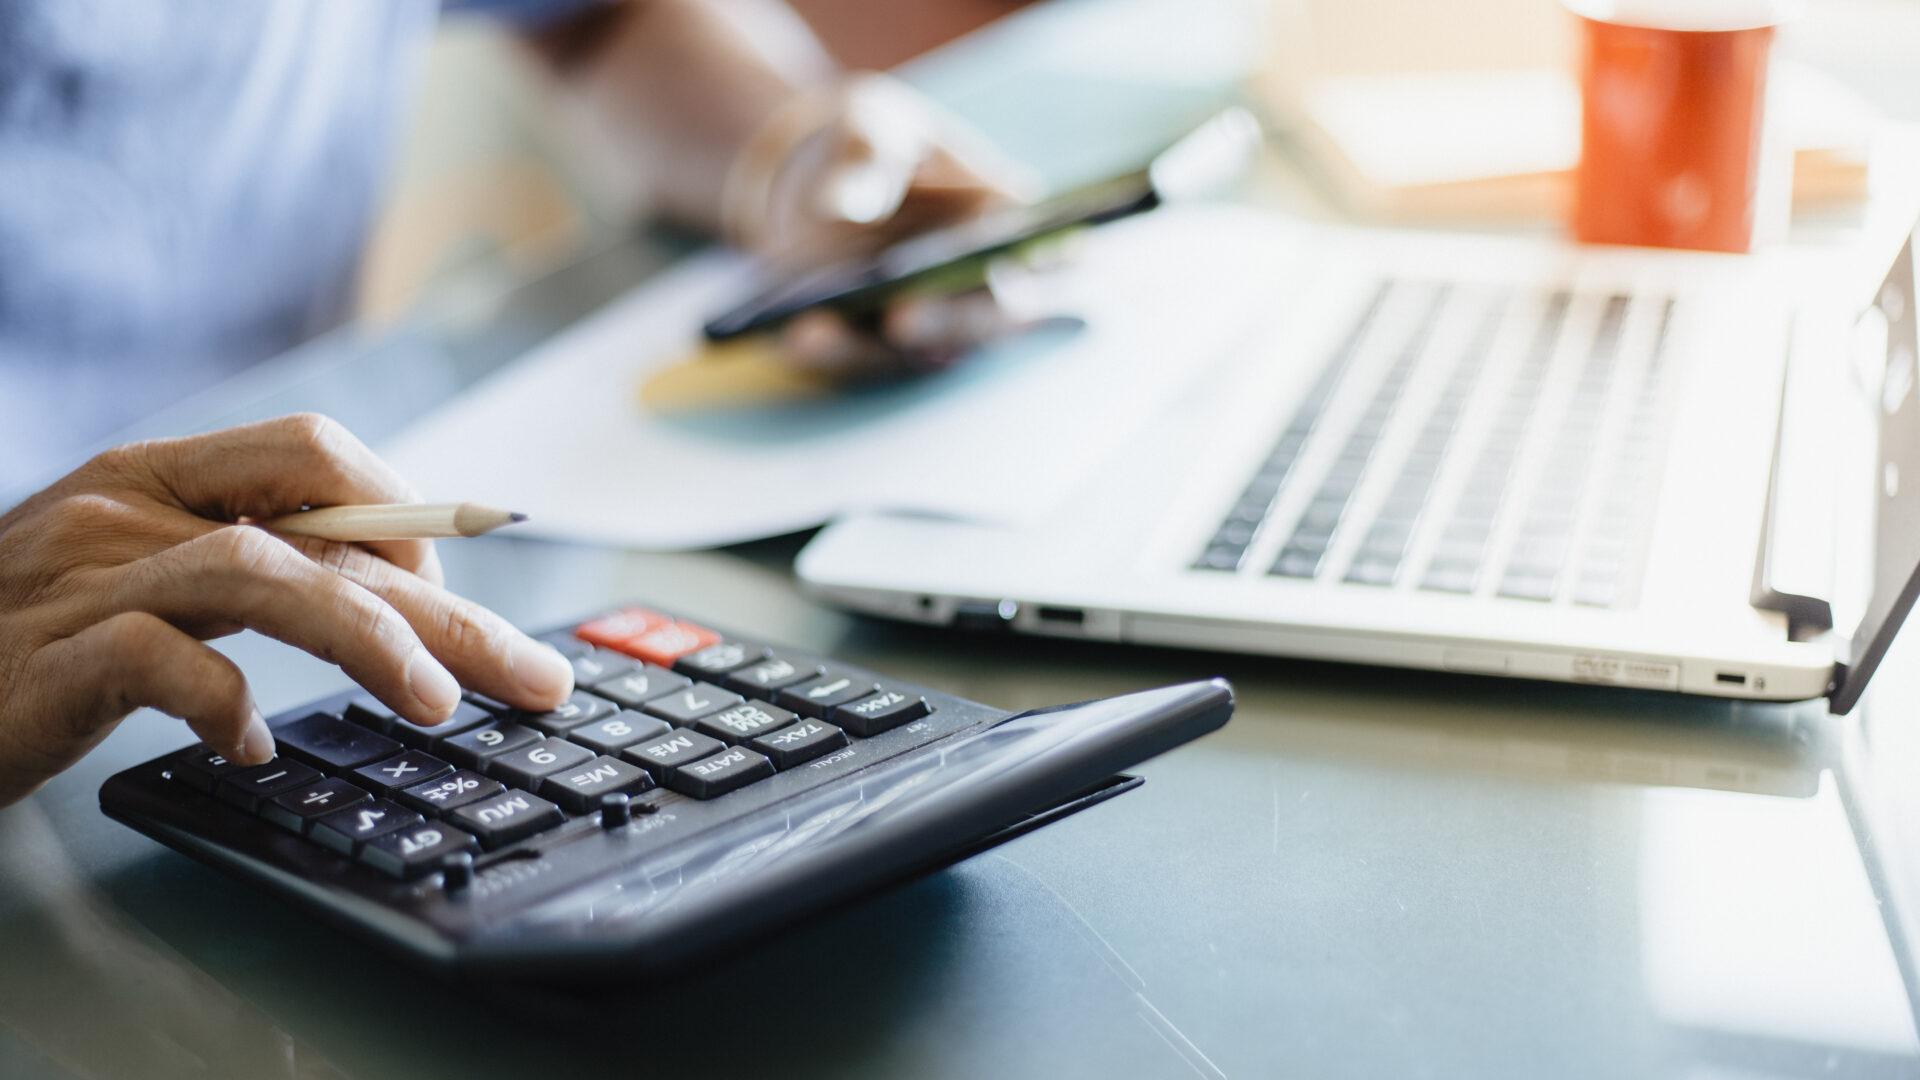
[{"xmin": 259, "ymin": 503, "xmax": 528, "ymax": 542}]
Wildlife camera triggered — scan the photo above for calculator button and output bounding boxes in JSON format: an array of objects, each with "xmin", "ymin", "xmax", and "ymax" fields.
[
  {"xmin": 344, "ymin": 693, "xmax": 399, "ymax": 732},
  {"xmin": 449, "ymin": 791, "xmax": 567, "ymax": 849},
  {"xmin": 260, "ymin": 778, "xmax": 371, "ymax": 833},
  {"xmin": 538, "ymin": 755, "xmax": 655, "ymax": 813},
  {"xmin": 776, "ymin": 670, "xmax": 877, "ymax": 718},
  {"xmin": 397, "ymin": 770, "xmax": 504, "ymax": 816},
  {"xmin": 620, "ymin": 621, "xmax": 722, "ymax": 667},
  {"xmin": 523, "ymin": 690, "xmax": 617, "ymax": 736},
  {"xmin": 359, "ymin": 822, "xmax": 480, "ymax": 879},
  {"xmin": 725, "ymin": 654, "xmax": 819, "ymax": 695},
  {"xmin": 273, "ymin": 712, "xmax": 402, "ymax": 771},
  {"xmin": 440, "ymin": 722, "xmax": 542, "ymax": 770},
  {"xmin": 575, "ymin": 608, "xmax": 671, "ymax": 651},
  {"xmin": 622, "ymin": 728, "xmax": 726, "ymax": 776},
  {"xmin": 352, "ymin": 751, "xmax": 453, "ymax": 795},
  {"xmin": 666, "ymin": 746, "xmax": 775, "ymax": 799},
  {"xmin": 590, "ymin": 667, "xmax": 691, "ymax": 710},
  {"xmin": 216, "ymin": 760, "xmax": 322, "ymax": 812},
  {"xmin": 168, "ymin": 745, "xmax": 248, "ymax": 794},
  {"xmin": 570, "ymin": 649, "xmax": 641, "ymax": 687},
  {"xmin": 311, "ymin": 799, "xmax": 422, "ymax": 855},
  {"xmin": 831, "ymin": 691, "xmax": 933, "ymax": 737},
  {"xmin": 388, "ymin": 700, "xmax": 493, "ymax": 749},
  {"xmin": 488, "ymin": 738, "xmax": 595, "ymax": 788},
  {"xmin": 464, "ymin": 691, "xmax": 515, "ymax": 716},
  {"xmin": 641, "ymin": 683, "xmax": 743, "ymax": 727},
  {"xmin": 694, "ymin": 701, "xmax": 798, "ymax": 744},
  {"xmin": 675, "ymin": 641, "xmax": 767, "ymax": 679},
  {"xmin": 539, "ymin": 632, "xmax": 593, "ymax": 659},
  {"xmin": 747, "ymin": 719, "xmax": 851, "ymax": 769},
  {"xmin": 566, "ymin": 710, "xmax": 672, "ymax": 756}
]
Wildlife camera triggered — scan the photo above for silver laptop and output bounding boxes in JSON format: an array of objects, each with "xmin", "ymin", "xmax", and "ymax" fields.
[{"xmin": 796, "ymin": 210, "xmax": 1920, "ymax": 708}]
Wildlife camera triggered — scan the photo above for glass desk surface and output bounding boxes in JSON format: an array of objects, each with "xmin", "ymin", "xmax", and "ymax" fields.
[{"xmin": 2, "ymin": 224, "xmax": 1918, "ymax": 1080}]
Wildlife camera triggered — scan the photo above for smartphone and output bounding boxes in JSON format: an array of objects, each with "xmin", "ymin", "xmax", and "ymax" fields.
[{"xmin": 701, "ymin": 169, "xmax": 1159, "ymax": 342}]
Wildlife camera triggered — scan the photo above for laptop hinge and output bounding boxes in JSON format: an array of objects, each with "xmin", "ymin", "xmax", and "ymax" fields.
[{"xmin": 1751, "ymin": 311, "xmax": 1837, "ymax": 640}]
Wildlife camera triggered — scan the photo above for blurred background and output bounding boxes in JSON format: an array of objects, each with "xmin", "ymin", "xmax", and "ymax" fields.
[{"xmin": 357, "ymin": 0, "xmax": 1920, "ymax": 324}]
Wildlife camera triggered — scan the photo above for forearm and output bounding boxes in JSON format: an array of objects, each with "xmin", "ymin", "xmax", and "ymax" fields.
[{"xmin": 528, "ymin": 0, "xmax": 839, "ymax": 232}]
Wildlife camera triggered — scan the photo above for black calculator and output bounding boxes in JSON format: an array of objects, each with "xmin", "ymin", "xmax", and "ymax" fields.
[{"xmin": 100, "ymin": 604, "xmax": 1233, "ymax": 978}]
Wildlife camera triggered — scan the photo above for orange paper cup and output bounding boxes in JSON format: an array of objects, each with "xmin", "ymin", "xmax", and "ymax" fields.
[{"xmin": 1568, "ymin": 0, "xmax": 1796, "ymax": 253}]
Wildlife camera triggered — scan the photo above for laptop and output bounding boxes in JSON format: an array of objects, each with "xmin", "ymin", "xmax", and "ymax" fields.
[{"xmin": 796, "ymin": 208, "xmax": 1920, "ymax": 709}]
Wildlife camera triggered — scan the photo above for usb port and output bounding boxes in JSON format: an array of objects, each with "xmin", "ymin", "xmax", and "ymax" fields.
[
  {"xmin": 1715, "ymin": 672, "xmax": 1748, "ymax": 686},
  {"xmin": 1035, "ymin": 606, "xmax": 1086, "ymax": 627}
]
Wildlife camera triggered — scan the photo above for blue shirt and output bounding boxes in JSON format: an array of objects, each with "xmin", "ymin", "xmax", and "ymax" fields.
[{"xmin": 0, "ymin": 0, "xmax": 574, "ymax": 492}]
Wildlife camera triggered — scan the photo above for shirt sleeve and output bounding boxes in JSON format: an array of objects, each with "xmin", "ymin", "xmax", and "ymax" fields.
[{"xmin": 441, "ymin": 0, "xmax": 607, "ymax": 29}]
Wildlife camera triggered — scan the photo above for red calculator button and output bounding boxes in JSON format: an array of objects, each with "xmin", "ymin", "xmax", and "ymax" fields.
[
  {"xmin": 626, "ymin": 622, "xmax": 722, "ymax": 666},
  {"xmin": 576, "ymin": 608, "xmax": 671, "ymax": 652}
]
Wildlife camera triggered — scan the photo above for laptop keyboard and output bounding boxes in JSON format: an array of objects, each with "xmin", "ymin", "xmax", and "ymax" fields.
[
  {"xmin": 1194, "ymin": 279, "xmax": 1679, "ymax": 608},
  {"xmin": 168, "ymin": 606, "xmax": 938, "ymax": 881}
]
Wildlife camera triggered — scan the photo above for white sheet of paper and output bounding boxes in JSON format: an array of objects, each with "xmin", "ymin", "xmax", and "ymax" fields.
[{"xmin": 382, "ymin": 206, "xmax": 1293, "ymax": 550}]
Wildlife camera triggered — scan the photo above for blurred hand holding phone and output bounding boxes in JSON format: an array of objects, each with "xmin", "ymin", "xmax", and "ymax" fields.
[{"xmin": 684, "ymin": 107, "xmax": 1264, "ymax": 400}]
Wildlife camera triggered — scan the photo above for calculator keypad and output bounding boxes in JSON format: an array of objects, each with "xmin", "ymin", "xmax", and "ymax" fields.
[{"xmin": 162, "ymin": 606, "xmax": 940, "ymax": 881}]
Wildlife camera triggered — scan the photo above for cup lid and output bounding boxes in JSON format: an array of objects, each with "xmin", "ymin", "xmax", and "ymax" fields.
[{"xmin": 1564, "ymin": 0, "xmax": 1803, "ymax": 31}]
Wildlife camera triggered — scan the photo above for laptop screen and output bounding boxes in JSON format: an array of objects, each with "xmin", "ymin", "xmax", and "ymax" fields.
[{"xmin": 1831, "ymin": 224, "xmax": 1920, "ymax": 714}]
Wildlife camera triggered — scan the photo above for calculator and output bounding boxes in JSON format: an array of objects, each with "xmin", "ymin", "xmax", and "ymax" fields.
[{"xmin": 100, "ymin": 604, "xmax": 1233, "ymax": 978}]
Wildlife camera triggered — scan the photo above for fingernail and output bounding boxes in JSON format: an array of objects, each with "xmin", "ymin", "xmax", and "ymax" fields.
[
  {"xmin": 510, "ymin": 639, "xmax": 574, "ymax": 704},
  {"xmin": 820, "ymin": 162, "xmax": 910, "ymax": 225},
  {"xmin": 406, "ymin": 648, "xmax": 461, "ymax": 719},
  {"xmin": 237, "ymin": 710, "xmax": 276, "ymax": 766}
]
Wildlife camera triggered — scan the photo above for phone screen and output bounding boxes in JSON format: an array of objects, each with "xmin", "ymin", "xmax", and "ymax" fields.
[{"xmin": 702, "ymin": 169, "xmax": 1159, "ymax": 341}]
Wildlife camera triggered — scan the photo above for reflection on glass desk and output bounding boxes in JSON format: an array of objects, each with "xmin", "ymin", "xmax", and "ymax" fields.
[{"xmin": 4, "ymin": 488, "xmax": 1919, "ymax": 1077}]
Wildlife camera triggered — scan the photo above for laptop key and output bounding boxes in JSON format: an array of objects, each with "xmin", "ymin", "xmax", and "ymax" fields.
[
  {"xmin": 311, "ymin": 799, "xmax": 422, "ymax": 856},
  {"xmin": 776, "ymin": 670, "xmax": 877, "ymax": 718},
  {"xmin": 398, "ymin": 769, "xmax": 504, "ymax": 817},
  {"xmin": 449, "ymin": 791, "xmax": 567, "ymax": 849},
  {"xmin": 748, "ymin": 719, "xmax": 850, "ymax": 769},
  {"xmin": 273, "ymin": 712, "xmax": 402, "ymax": 772},
  {"xmin": 360, "ymin": 822, "xmax": 480, "ymax": 879},
  {"xmin": 353, "ymin": 751, "xmax": 453, "ymax": 795},
  {"xmin": 831, "ymin": 691, "xmax": 932, "ymax": 738},
  {"xmin": 523, "ymin": 691, "xmax": 617, "ymax": 736},
  {"xmin": 488, "ymin": 738, "xmax": 595, "ymax": 788},
  {"xmin": 667, "ymin": 746, "xmax": 776, "ymax": 799},
  {"xmin": 261, "ymin": 778, "xmax": 371, "ymax": 834},
  {"xmin": 693, "ymin": 701, "xmax": 798, "ymax": 744},
  {"xmin": 642, "ymin": 683, "xmax": 743, "ymax": 726},
  {"xmin": 591, "ymin": 667, "xmax": 691, "ymax": 710},
  {"xmin": 566, "ymin": 710, "xmax": 672, "ymax": 756},
  {"xmin": 217, "ymin": 760, "xmax": 322, "ymax": 812},
  {"xmin": 538, "ymin": 755, "xmax": 655, "ymax": 814},
  {"xmin": 440, "ymin": 721, "xmax": 543, "ymax": 770}
]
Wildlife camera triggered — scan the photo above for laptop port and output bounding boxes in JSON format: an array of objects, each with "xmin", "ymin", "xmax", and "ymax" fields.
[
  {"xmin": 1035, "ymin": 606, "xmax": 1086, "ymax": 627},
  {"xmin": 1715, "ymin": 671, "xmax": 1748, "ymax": 686}
]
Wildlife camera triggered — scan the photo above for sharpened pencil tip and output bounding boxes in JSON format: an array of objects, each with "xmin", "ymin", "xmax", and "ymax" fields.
[{"xmin": 509, "ymin": 512, "xmax": 528, "ymax": 523}]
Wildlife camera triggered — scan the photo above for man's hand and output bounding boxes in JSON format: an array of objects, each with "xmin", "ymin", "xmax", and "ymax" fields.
[
  {"xmin": 753, "ymin": 73, "xmax": 1045, "ymax": 377},
  {"xmin": 0, "ymin": 414, "xmax": 576, "ymax": 808}
]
